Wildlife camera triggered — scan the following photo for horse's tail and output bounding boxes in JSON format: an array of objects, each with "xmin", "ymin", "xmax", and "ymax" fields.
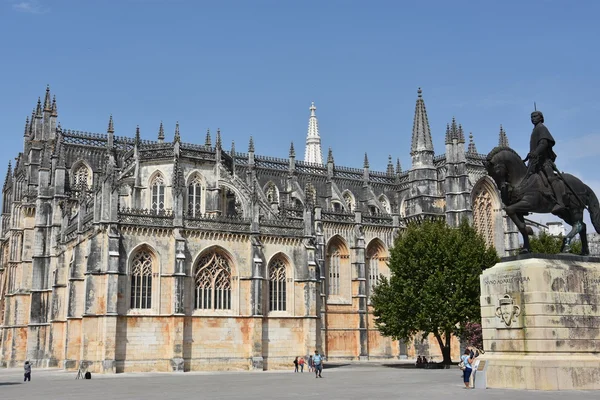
[{"xmin": 586, "ymin": 184, "xmax": 600, "ymax": 233}]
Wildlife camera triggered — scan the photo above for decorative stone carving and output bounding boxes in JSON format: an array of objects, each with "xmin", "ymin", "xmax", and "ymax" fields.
[{"xmin": 495, "ymin": 294, "xmax": 521, "ymax": 327}]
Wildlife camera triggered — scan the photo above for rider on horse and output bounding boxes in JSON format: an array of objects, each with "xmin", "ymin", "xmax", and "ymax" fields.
[{"xmin": 522, "ymin": 110, "xmax": 567, "ymax": 215}]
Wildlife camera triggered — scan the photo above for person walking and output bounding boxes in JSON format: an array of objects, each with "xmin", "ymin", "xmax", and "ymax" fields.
[
  {"xmin": 299, "ymin": 357, "xmax": 305, "ymax": 373},
  {"xmin": 313, "ymin": 350, "xmax": 323, "ymax": 378},
  {"xmin": 293, "ymin": 356, "xmax": 299, "ymax": 373},
  {"xmin": 308, "ymin": 355, "xmax": 314, "ymax": 373},
  {"xmin": 24, "ymin": 361, "xmax": 31, "ymax": 382}
]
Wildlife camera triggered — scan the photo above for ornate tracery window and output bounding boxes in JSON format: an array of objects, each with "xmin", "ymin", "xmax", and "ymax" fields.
[
  {"xmin": 194, "ymin": 252, "xmax": 232, "ymax": 310},
  {"xmin": 187, "ymin": 175, "xmax": 203, "ymax": 217},
  {"xmin": 268, "ymin": 258, "xmax": 287, "ymax": 311},
  {"xmin": 343, "ymin": 191, "xmax": 355, "ymax": 212},
  {"xmin": 73, "ymin": 164, "xmax": 91, "ymax": 189},
  {"xmin": 379, "ymin": 196, "xmax": 391, "ymax": 214},
  {"xmin": 151, "ymin": 174, "xmax": 165, "ymax": 212},
  {"xmin": 130, "ymin": 250, "xmax": 153, "ymax": 309},
  {"xmin": 473, "ymin": 188, "xmax": 495, "ymax": 248}
]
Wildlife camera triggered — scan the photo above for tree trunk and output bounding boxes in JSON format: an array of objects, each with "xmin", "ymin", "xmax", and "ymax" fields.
[{"xmin": 433, "ymin": 332, "xmax": 452, "ymax": 365}]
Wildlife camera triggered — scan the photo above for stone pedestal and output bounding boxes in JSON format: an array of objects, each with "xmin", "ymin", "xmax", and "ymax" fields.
[{"xmin": 480, "ymin": 254, "xmax": 600, "ymax": 390}]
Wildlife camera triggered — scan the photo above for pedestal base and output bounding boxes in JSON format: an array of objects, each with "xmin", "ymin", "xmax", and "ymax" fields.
[
  {"xmin": 480, "ymin": 255, "xmax": 600, "ymax": 390},
  {"xmin": 482, "ymin": 353, "xmax": 600, "ymax": 390}
]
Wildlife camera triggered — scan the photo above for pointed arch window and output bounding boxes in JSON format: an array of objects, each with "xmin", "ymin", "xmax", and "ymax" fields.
[
  {"xmin": 268, "ymin": 258, "xmax": 287, "ymax": 311},
  {"xmin": 130, "ymin": 250, "xmax": 153, "ymax": 309},
  {"xmin": 151, "ymin": 175, "xmax": 165, "ymax": 213},
  {"xmin": 473, "ymin": 189, "xmax": 495, "ymax": 248},
  {"xmin": 328, "ymin": 249, "xmax": 341, "ymax": 295},
  {"xmin": 367, "ymin": 249, "xmax": 380, "ymax": 297},
  {"xmin": 194, "ymin": 252, "xmax": 232, "ymax": 310},
  {"xmin": 343, "ymin": 192, "xmax": 355, "ymax": 212},
  {"xmin": 187, "ymin": 175, "xmax": 203, "ymax": 217},
  {"xmin": 73, "ymin": 164, "xmax": 91, "ymax": 189}
]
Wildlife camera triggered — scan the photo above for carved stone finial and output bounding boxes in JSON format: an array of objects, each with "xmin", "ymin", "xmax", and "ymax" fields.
[
  {"xmin": 363, "ymin": 153, "xmax": 369, "ymax": 169},
  {"xmin": 205, "ymin": 128, "xmax": 211, "ymax": 147},
  {"xmin": 248, "ymin": 136, "xmax": 255, "ymax": 152},
  {"xmin": 157, "ymin": 121, "xmax": 164, "ymax": 142},
  {"xmin": 289, "ymin": 141, "xmax": 295, "ymax": 157},
  {"xmin": 107, "ymin": 115, "xmax": 114, "ymax": 134}
]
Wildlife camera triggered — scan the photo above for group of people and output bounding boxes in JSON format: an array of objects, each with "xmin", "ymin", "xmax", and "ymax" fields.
[{"xmin": 293, "ymin": 350, "xmax": 324, "ymax": 378}]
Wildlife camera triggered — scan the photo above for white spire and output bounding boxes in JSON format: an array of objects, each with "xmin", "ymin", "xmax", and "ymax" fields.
[{"xmin": 304, "ymin": 101, "xmax": 323, "ymax": 165}]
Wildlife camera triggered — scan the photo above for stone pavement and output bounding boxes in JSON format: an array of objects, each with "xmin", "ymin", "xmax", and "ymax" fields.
[{"xmin": 0, "ymin": 363, "xmax": 597, "ymax": 400}]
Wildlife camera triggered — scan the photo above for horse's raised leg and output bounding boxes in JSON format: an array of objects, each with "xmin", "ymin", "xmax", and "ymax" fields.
[{"xmin": 562, "ymin": 220, "xmax": 582, "ymax": 254}]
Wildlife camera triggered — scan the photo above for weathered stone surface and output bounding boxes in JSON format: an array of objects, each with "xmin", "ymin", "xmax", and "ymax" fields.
[{"xmin": 480, "ymin": 256, "xmax": 600, "ymax": 390}]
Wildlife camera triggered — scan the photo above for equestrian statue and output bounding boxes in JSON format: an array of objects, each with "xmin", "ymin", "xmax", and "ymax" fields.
[{"xmin": 483, "ymin": 110, "xmax": 600, "ymax": 255}]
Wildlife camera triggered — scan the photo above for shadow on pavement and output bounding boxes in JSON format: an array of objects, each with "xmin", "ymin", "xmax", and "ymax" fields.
[
  {"xmin": 323, "ymin": 363, "xmax": 351, "ymax": 369},
  {"xmin": 0, "ymin": 382, "xmax": 22, "ymax": 386}
]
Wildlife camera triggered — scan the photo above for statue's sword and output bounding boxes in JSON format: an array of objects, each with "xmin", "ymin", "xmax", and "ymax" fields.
[{"xmin": 550, "ymin": 162, "xmax": 588, "ymax": 211}]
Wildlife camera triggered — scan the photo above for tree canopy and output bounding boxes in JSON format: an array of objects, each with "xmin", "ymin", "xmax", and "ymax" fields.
[
  {"xmin": 370, "ymin": 219, "xmax": 498, "ymax": 364},
  {"xmin": 529, "ymin": 231, "xmax": 581, "ymax": 254}
]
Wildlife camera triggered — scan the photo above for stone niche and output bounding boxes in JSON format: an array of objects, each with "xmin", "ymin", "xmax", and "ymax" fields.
[{"xmin": 480, "ymin": 254, "xmax": 600, "ymax": 390}]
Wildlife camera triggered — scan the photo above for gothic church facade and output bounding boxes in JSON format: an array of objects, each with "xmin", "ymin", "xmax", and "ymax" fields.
[{"xmin": 0, "ymin": 87, "xmax": 518, "ymax": 372}]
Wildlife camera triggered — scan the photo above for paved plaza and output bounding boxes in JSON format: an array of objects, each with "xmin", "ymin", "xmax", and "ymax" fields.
[{"xmin": 0, "ymin": 363, "xmax": 597, "ymax": 400}]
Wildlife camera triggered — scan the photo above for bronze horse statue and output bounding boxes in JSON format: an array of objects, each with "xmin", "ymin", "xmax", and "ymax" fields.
[{"xmin": 483, "ymin": 146, "xmax": 600, "ymax": 255}]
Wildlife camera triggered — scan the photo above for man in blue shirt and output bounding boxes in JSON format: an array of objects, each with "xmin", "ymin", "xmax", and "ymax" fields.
[{"xmin": 313, "ymin": 350, "xmax": 323, "ymax": 378}]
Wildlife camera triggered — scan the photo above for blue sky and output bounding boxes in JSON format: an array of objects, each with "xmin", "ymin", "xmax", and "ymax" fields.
[{"xmin": 2, "ymin": 0, "xmax": 600, "ymax": 227}]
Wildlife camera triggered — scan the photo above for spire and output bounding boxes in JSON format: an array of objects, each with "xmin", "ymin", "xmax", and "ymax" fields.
[
  {"xmin": 35, "ymin": 97, "xmax": 43, "ymax": 117},
  {"xmin": 364, "ymin": 152, "xmax": 369, "ymax": 169},
  {"xmin": 498, "ymin": 125, "xmax": 509, "ymax": 147},
  {"xmin": 174, "ymin": 121, "xmax": 180, "ymax": 143},
  {"xmin": 205, "ymin": 129, "xmax": 211, "ymax": 147},
  {"xmin": 51, "ymin": 95, "xmax": 58, "ymax": 116},
  {"xmin": 4, "ymin": 161, "xmax": 12, "ymax": 188},
  {"xmin": 386, "ymin": 155, "xmax": 394, "ymax": 175},
  {"xmin": 457, "ymin": 124, "xmax": 465, "ymax": 143},
  {"xmin": 304, "ymin": 101, "xmax": 323, "ymax": 165},
  {"xmin": 157, "ymin": 121, "xmax": 164, "ymax": 142},
  {"xmin": 327, "ymin": 147, "xmax": 334, "ymax": 164},
  {"xmin": 445, "ymin": 123, "xmax": 452, "ymax": 144},
  {"xmin": 24, "ymin": 116, "xmax": 30, "ymax": 137},
  {"xmin": 29, "ymin": 110, "xmax": 35, "ymax": 135},
  {"xmin": 289, "ymin": 141, "xmax": 295, "ymax": 157},
  {"xmin": 231, "ymin": 140, "xmax": 236, "ymax": 156},
  {"xmin": 216, "ymin": 128, "xmax": 222, "ymax": 148},
  {"xmin": 248, "ymin": 136, "xmax": 255, "ymax": 152},
  {"xmin": 411, "ymin": 88, "xmax": 433, "ymax": 154},
  {"xmin": 468, "ymin": 132, "xmax": 478, "ymax": 154},
  {"xmin": 107, "ymin": 115, "xmax": 114, "ymax": 133},
  {"xmin": 43, "ymin": 85, "xmax": 51, "ymax": 112},
  {"xmin": 135, "ymin": 125, "xmax": 141, "ymax": 145},
  {"xmin": 396, "ymin": 158, "xmax": 402, "ymax": 174}
]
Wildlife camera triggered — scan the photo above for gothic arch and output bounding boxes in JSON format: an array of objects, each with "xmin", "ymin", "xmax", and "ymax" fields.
[
  {"xmin": 365, "ymin": 238, "xmax": 389, "ymax": 298},
  {"xmin": 326, "ymin": 235, "xmax": 350, "ymax": 298},
  {"xmin": 70, "ymin": 159, "xmax": 93, "ymax": 189},
  {"xmin": 192, "ymin": 245, "xmax": 237, "ymax": 277},
  {"xmin": 218, "ymin": 181, "xmax": 247, "ymax": 216},
  {"xmin": 148, "ymin": 171, "xmax": 166, "ymax": 212},
  {"xmin": 263, "ymin": 181, "xmax": 280, "ymax": 205},
  {"xmin": 378, "ymin": 195, "xmax": 391, "ymax": 214},
  {"xmin": 127, "ymin": 243, "xmax": 161, "ymax": 274},
  {"xmin": 127, "ymin": 244, "xmax": 160, "ymax": 311},
  {"xmin": 192, "ymin": 246, "xmax": 236, "ymax": 311},
  {"xmin": 186, "ymin": 171, "xmax": 206, "ymax": 217},
  {"xmin": 266, "ymin": 252, "xmax": 292, "ymax": 312},
  {"xmin": 342, "ymin": 190, "xmax": 356, "ymax": 212},
  {"xmin": 471, "ymin": 176, "xmax": 502, "ymax": 249}
]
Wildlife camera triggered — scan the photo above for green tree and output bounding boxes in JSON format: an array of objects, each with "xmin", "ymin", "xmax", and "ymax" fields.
[
  {"xmin": 529, "ymin": 231, "xmax": 581, "ymax": 254},
  {"xmin": 371, "ymin": 219, "xmax": 498, "ymax": 365}
]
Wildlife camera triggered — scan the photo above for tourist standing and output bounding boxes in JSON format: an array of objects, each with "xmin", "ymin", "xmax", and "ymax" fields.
[
  {"xmin": 308, "ymin": 355, "xmax": 314, "ymax": 372},
  {"xmin": 460, "ymin": 349, "xmax": 476, "ymax": 388},
  {"xmin": 293, "ymin": 356, "xmax": 299, "ymax": 372},
  {"xmin": 313, "ymin": 350, "xmax": 323, "ymax": 378},
  {"xmin": 299, "ymin": 357, "xmax": 305, "ymax": 372},
  {"xmin": 24, "ymin": 361, "xmax": 31, "ymax": 382}
]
